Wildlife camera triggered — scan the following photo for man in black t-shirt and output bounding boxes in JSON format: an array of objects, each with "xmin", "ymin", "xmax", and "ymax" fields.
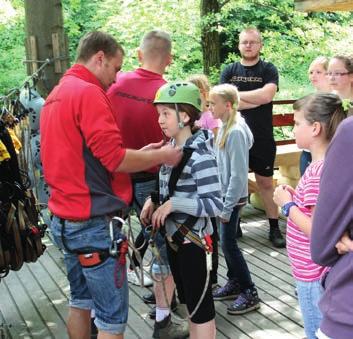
[{"xmin": 220, "ymin": 27, "xmax": 285, "ymax": 248}]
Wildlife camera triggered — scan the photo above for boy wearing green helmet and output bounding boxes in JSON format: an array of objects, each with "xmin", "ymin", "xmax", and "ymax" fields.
[{"xmin": 141, "ymin": 81, "xmax": 222, "ymax": 339}]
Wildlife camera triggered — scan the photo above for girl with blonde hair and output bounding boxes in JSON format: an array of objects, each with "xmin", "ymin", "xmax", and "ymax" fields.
[{"xmin": 209, "ymin": 84, "xmax": 260, "ymax": 314}]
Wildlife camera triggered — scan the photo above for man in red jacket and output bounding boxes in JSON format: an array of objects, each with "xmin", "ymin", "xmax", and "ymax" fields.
[{"xmin": 40, "ymin": 31, "xmax": 181, "ymax": 339}]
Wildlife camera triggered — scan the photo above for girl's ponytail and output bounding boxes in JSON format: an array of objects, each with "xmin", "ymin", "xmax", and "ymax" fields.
[
  {"xmin": 218, "ymin": 108, "xmax": 237, "ymax": 149},
  {"xmin": 210, "ymin": 84, "xmax": 240, "ymax": 149}
]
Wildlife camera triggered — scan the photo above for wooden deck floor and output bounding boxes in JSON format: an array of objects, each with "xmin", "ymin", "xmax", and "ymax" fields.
[{"xmin": 0, "ymin": 205, "xmax": 305, "ymax": 339}]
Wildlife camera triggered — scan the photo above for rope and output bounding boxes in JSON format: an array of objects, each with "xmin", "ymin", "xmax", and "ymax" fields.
[{"xmin": 0, "ymin": 58, "xmax": 52, "ymax": 103}]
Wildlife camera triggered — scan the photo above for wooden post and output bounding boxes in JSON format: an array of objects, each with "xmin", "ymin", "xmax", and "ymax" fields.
[
  {"xmin": 28, "ymin": 35, "xmax": 38, "ymax": 73},
  {"xmin": 24, "ymin": 0, "xmax": 69, "ymax": 97}
]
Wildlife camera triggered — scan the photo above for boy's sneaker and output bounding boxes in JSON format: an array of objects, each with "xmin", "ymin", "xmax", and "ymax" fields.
[
  {"xmin": 127, "ymin": 267, "xmax": 153, "ymax": 287},
  {"xmin": 227, "ymin": 287, "xmax": 260, "ymax": 315},
  {"xmin": 152, "ymin": 314, "xmax": 189, "ymax": 339},
  {"xmin": 142, "ymin": 292, "xmax": 156, "ymax": 304},
  {"xmin": 269, "ymin": 228, "xmax": 286, "ymax": 248},
  {"xmin": 213, "ymin": 280, "xmax": 241, "ymax": 300}
]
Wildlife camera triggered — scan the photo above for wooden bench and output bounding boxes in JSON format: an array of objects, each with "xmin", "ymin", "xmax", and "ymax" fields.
[{"xmin": 248, "ymin": 100, "xmax": 301, "ymax": 207}]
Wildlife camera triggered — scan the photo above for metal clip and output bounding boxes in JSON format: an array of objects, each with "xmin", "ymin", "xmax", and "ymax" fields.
[{"xmin": 109, "ymin": 217, "xmax": 126, "ymax": 257}]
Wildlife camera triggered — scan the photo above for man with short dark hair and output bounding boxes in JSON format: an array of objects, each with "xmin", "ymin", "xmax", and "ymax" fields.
[
  {"xmin": 40, "ymin": 31, "xmax": 182, "ymax": 339},
  {"xmin": 220, "ymin": 27, "xmax": 285, "ymax": 248},
  {"xmin": 108, "ymin": 30, "xmax": 188, "ymax": 339}
]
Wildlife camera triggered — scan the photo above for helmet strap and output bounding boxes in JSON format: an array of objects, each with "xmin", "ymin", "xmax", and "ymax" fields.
[{"xmin": 175, "ymin": 103, "xmax": 184, "ymax": 129}]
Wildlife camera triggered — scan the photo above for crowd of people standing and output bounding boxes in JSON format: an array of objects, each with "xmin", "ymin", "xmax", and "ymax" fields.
[{"xmin": 39, "ymin": 26, "xmax": 353, "ymax": 339}]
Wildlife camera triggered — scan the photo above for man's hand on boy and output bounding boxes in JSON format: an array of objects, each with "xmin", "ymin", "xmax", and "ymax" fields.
[
  {"xmin": 139, "ymin": 141, "xmax": 182, "ymax": 167},
  {"xmin": 160, "ymin": 143, "xmax": 182, "ymax": 167},
  {"xmin": 140, "ymin": 140, "xmax": 165, "ymax": 151}
]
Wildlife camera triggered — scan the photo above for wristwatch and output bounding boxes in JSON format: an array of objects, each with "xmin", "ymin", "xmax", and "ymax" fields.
[{"xmin": 281, "ymin": 202, "xmax": 297, "ymax": 217}]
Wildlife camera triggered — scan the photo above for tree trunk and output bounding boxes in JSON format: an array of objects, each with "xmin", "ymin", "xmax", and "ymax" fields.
[
  {"xmin": 200, "ymin": 0, "xmax": 220, "ymax": 76},
  {"xmin": 24, "ymin": 0, "xmax": 69, "ymax": 97}
]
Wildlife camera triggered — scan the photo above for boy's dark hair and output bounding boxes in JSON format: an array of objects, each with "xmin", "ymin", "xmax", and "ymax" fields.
[
  {"xmin": 293, "ymin": 92, "xmax": 347, "ymax": 141},
  {"xmin": 163, "ymin": 103, "xmax": 201, "ymax": 132},
  {"xmin": 76, "ymin": 31, "xmax": 124, "ymax": 62}
]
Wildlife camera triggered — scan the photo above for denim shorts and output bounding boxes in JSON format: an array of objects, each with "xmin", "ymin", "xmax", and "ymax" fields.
[
  {"xmin": 150, "ymin": 232, "xmax": 170, "ymax": 277},
  {"xmin": 50, "ymin": 216, "xmax": 128, "ymax": 335}
]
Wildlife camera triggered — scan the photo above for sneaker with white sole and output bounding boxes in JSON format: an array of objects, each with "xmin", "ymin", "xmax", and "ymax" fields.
[
  {"xmin": 127, "ymin": 267, "xmax": 153, "ymax": 287},
  {"xmin": 213, "ymin": 280, "xmax": 241, "ymax": 300}
]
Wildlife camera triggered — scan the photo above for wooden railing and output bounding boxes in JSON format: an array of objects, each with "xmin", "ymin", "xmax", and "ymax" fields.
[{"xmin": 272, "ymin": 99, "xmax": 296, "ymax": 145}]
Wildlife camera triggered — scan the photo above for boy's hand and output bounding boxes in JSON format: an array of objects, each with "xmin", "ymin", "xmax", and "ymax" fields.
[
  {"xmin": 152, "ymin": 200, "xmax": 172, "ymax": 229},
  {"xmin": 140, "ymin": 197, "xmax": 155, "ymax": 226}
]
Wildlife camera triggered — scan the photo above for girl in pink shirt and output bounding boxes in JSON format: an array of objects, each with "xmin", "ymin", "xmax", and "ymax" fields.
[
  {"xmin": 188, "ymin": 75, "xmax": 222, "ymax": 137},
  {"xmin": 273, "ymin": 93, "xmax": 347, "ymax": 339}
]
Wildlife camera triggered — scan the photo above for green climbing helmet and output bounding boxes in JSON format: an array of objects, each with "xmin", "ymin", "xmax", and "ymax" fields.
[{"xmin": 154, "ymin": 81, "xmax": 202, "ymax": 112}]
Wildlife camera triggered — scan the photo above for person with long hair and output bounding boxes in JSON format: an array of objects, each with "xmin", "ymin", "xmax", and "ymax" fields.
[
  {"xmin": 209, "ymin": 84, "xmax": 260, "ymax": 315},
  {"xmin": 274, "ymin": 93, "xmax": 347, "ymax": 339}
]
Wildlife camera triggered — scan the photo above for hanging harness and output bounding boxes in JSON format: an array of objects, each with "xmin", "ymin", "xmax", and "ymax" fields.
[{"xmin": 0, "ymin": 107, "xmax": 47, "ymax": 280}]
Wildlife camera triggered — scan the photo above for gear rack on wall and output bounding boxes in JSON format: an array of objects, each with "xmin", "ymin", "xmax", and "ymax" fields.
[{"xmin": 0, "ymin": 69, "xmax": 50, "ymax": 281}]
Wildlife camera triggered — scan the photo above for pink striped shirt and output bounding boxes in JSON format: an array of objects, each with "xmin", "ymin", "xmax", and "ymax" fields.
[{"xmin": 286, "ymin": 160, "xmax": 327, "ymax": 281}]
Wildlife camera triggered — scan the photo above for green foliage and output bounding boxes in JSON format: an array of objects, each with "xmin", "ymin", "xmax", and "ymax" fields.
[
  {"xmin": 0, "ymin": 18, "xmax": 26, "ymax": 94},
  {"xmin": 61, "ymin": 0, "xmax": 202, "ymax": 80},
  {"xmin": 62, "ymin": 0, "xmax": 106, "ymax": 60},
  {"xmin": 217, "ymin": 0, "xmax": 353, "ymax": 89},
  {"xmin": 1, "ymin": 0, "xmax": 353, "ymax": 101}
]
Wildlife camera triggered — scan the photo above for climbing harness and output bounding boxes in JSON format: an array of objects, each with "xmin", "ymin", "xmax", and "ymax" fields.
[
  {"xmin": 146, "ymin": 137, "xmax": 214, "ymax": 320},
  {"xmin": 59, "ymin": 216, "xmax": 129, "ymax": 288}
]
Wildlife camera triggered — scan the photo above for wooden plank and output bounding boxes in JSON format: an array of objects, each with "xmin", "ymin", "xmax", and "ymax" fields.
[
  {"xmin": 28, "ymin": 35, "xmax": 38, "ymax": 73},
  {"xmin": 129, "ymin": 214, "xmax": 303, "ymax": 336},
  {"xmin": 273, "ymin": 100, "xmax": 296, "ymax": 105},
  {"xmin": 0, "ymin": 277, "xmax": 31, "ymax": 338},
  {"xmin": 216, "ymin": 260, "xmax": 303, "ymax": 328},
  {"xmin": 272, "ymin": 114, "xmax": 294, "ymax": 127},
  {"xmin": 0, "ymin": 306, "xmax": 12, "ymax": 338},
  {"xmin": 2, "ymin": 270, "xmax": 52, "ymax": 337},
  {"xmin": 128, "ymin": 288, "xmax": 154, "ymax": 337},
  {"xmin": 16, "ymin": 264, "xmax": 68, "ymax": 338},
  {"xmin": 52, "ymin": 32, "xmax": 62, "ymax": 73},
  {"xmin": 30, "ymin": 255, "xmax": 69, "ymax": 322},
  {"xmin": 295, "ymin": 0, "xmax": 353, "ymax": 12},
  {"xmin": 0, "ymin": 209, "xmax": 309, "ymax": 338},
  {"xmin": 274, "ymin": 144, "xmax": 301, "ymax": 167}
]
